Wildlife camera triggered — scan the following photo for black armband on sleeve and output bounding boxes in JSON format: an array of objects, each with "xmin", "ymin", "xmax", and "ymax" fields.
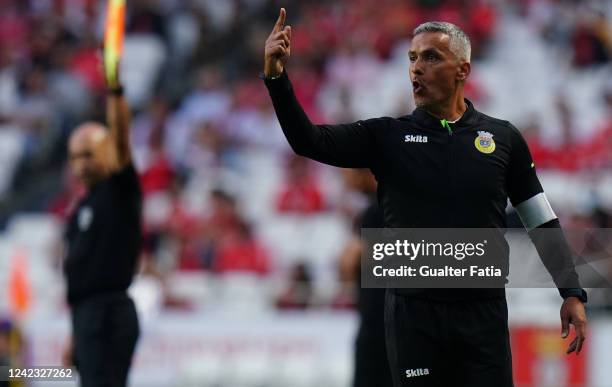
[{"xmin": 528, "ymin": 218, "xmax": 587, "ymax": 303}]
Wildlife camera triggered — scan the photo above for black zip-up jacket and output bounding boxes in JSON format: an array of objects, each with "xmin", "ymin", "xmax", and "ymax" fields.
[{"xmin": 265, "ymin": 70, "xmax": 585, "ymax": 301}]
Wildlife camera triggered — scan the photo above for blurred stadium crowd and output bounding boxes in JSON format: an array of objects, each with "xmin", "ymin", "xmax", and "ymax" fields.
[
  {"xmin": 0, "ymin": 0, "xmax": 610, "ymax": 316},
  {"xmin": 0, "ymin": 1, "xmax": 611, "ymax": 385}
]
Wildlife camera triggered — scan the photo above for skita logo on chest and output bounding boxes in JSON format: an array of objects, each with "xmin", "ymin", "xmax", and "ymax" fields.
[
  {"xmin": 406, "ymin": 368, "xmax": 430, "ymax": 378},
  {"xmin": 404, "ymin": 134, "xmax": 428, "ymax": 143}
]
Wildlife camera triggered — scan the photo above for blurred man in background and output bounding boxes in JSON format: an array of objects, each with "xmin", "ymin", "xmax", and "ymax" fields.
[
  {"xmin": 263, "ymin": 8, "xmax": 587, "ymax": 387},
  {"xmin": 339, "ymin": 169, "xmax": 392, "ymax": 387},
  {"xmin": 0, "ymin": 319, "xmax": 24, "ymax": 387},
  {"xmin": 62, "ymin": 64, "xmax": 141, "ymax": 387}
]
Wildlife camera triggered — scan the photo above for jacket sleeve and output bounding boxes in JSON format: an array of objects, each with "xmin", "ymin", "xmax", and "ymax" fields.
[
  {"xmin": 264, "ymin": 70, "xmax": 384, "ymax": 168},
  {"xmin": 506, "ymin": 124, "xmax": 543, "ymax": 207},
  {"xmin": 109, "ymin": 163, "xmax": 142, "ymax": 199},
  {"xmin": 506, "ymin": 124, "xmax": 586, "ymax": 301}
]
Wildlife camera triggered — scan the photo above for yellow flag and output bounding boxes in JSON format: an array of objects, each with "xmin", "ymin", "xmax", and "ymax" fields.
[{"xmin": 104, "ymin": 0, "xmax": 126, "ymax": 86}]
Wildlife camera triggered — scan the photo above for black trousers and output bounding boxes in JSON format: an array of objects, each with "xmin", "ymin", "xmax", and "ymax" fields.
[
  {"xmin": 354, "ymin": 288, "xmax": 393, "ymax": 387},
  {"xmin": 384, "ymin": 290, "xmax": 513, "ymax": 387},
  {"xmin": 71, "ymin": 293, "xmax": 139, "ymax": 387}
]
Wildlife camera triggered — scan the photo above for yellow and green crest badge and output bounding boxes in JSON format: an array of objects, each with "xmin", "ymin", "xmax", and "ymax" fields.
[{"xmin": 475, "ymin": 130, "xmax": 495, "ymax": 154}]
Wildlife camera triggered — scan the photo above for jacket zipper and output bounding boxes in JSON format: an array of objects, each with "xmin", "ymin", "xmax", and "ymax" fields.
[{"xmin": 441, "ymin": 119, "xmax": 454, "ymax": 225}]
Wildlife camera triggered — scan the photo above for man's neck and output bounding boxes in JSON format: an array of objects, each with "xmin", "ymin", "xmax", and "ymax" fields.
[{"xmin": 422, "ymin": 94, "xmax": 467, "ymax": 122}]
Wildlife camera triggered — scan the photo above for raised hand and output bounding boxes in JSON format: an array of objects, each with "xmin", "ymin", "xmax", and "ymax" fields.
[{"xmin": 264, "ymin": 8, "xmax": 291, "ymax": 78}]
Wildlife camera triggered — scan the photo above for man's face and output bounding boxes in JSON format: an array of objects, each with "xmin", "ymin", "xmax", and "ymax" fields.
[
  {"xmin": 68, "ymin": 125, "xmax": 108, "ymax": 188},
  {"xmin": 409, "ymin": 32, "xmax": 468, "ymax": 109}
]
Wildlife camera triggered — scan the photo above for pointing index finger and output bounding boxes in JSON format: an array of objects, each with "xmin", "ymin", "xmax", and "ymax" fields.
[{"xmin": 274, "ymin": 8, "xmax": 286, "ymax": 32}]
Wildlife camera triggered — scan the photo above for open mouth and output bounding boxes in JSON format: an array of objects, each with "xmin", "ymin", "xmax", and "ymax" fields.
[{"xmin": 412, "ymin": 80, "xmax": 424, "ymax": 94}]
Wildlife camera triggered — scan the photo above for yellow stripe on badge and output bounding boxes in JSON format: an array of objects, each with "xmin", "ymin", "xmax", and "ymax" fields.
[{"xmin": 104, "ymin": 0, "xmax": 126, "ymax": 86}]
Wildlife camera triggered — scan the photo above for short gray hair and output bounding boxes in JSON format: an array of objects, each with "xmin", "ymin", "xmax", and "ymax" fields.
[{"xmin": 413, "ymin": 21, "xmax": 471, "ymax": 62}]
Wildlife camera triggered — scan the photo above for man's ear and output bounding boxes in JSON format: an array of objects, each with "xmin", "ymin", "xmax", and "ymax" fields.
[{"xmin": 457, "ymin": 61, "xmax": 471, "ymax": 82}]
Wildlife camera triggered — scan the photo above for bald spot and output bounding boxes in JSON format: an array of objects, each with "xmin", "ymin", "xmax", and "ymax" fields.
[{"xmin": 69, "ymin": 122, "xmax": 108, "ymax": 155}]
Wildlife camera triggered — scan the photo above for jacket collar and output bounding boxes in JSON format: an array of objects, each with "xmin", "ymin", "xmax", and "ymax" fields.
[{"xmin": 412, "ymin": 98, "xmax": 479, "ymax": 131}]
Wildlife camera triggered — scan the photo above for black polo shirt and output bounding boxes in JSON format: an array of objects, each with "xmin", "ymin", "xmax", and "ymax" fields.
[
  {"xmin": 64, "ymin": 164, "xmax": 142, "ymax": 305},
  {"xmin": 264, "ymin": 70, "xmax": 584, "ymax": 300},
  {"xmin": 354, "ymin": 196, "xmax": 386, "ymax": 317},
  {"xmin": 265, "ymin": 71, "xmax": 542, "ymax": 229}
]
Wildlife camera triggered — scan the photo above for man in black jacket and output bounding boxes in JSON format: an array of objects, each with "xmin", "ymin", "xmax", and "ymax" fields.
[
  {"xmin": 339, "ymin": 169, "xmax": 392, "ymax": 387},
  {"xmin": 262, "ymin": 8, "xmax": 587, "ymax": 387},
  {"xmin": 63, "ymin": 63, "xmax": 140, "ymax": 387}
]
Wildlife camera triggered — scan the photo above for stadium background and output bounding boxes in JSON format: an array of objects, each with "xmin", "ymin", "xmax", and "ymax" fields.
[{"xmin": 0, "ymin": 0, "xmax": 611, "ymax": 386}]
